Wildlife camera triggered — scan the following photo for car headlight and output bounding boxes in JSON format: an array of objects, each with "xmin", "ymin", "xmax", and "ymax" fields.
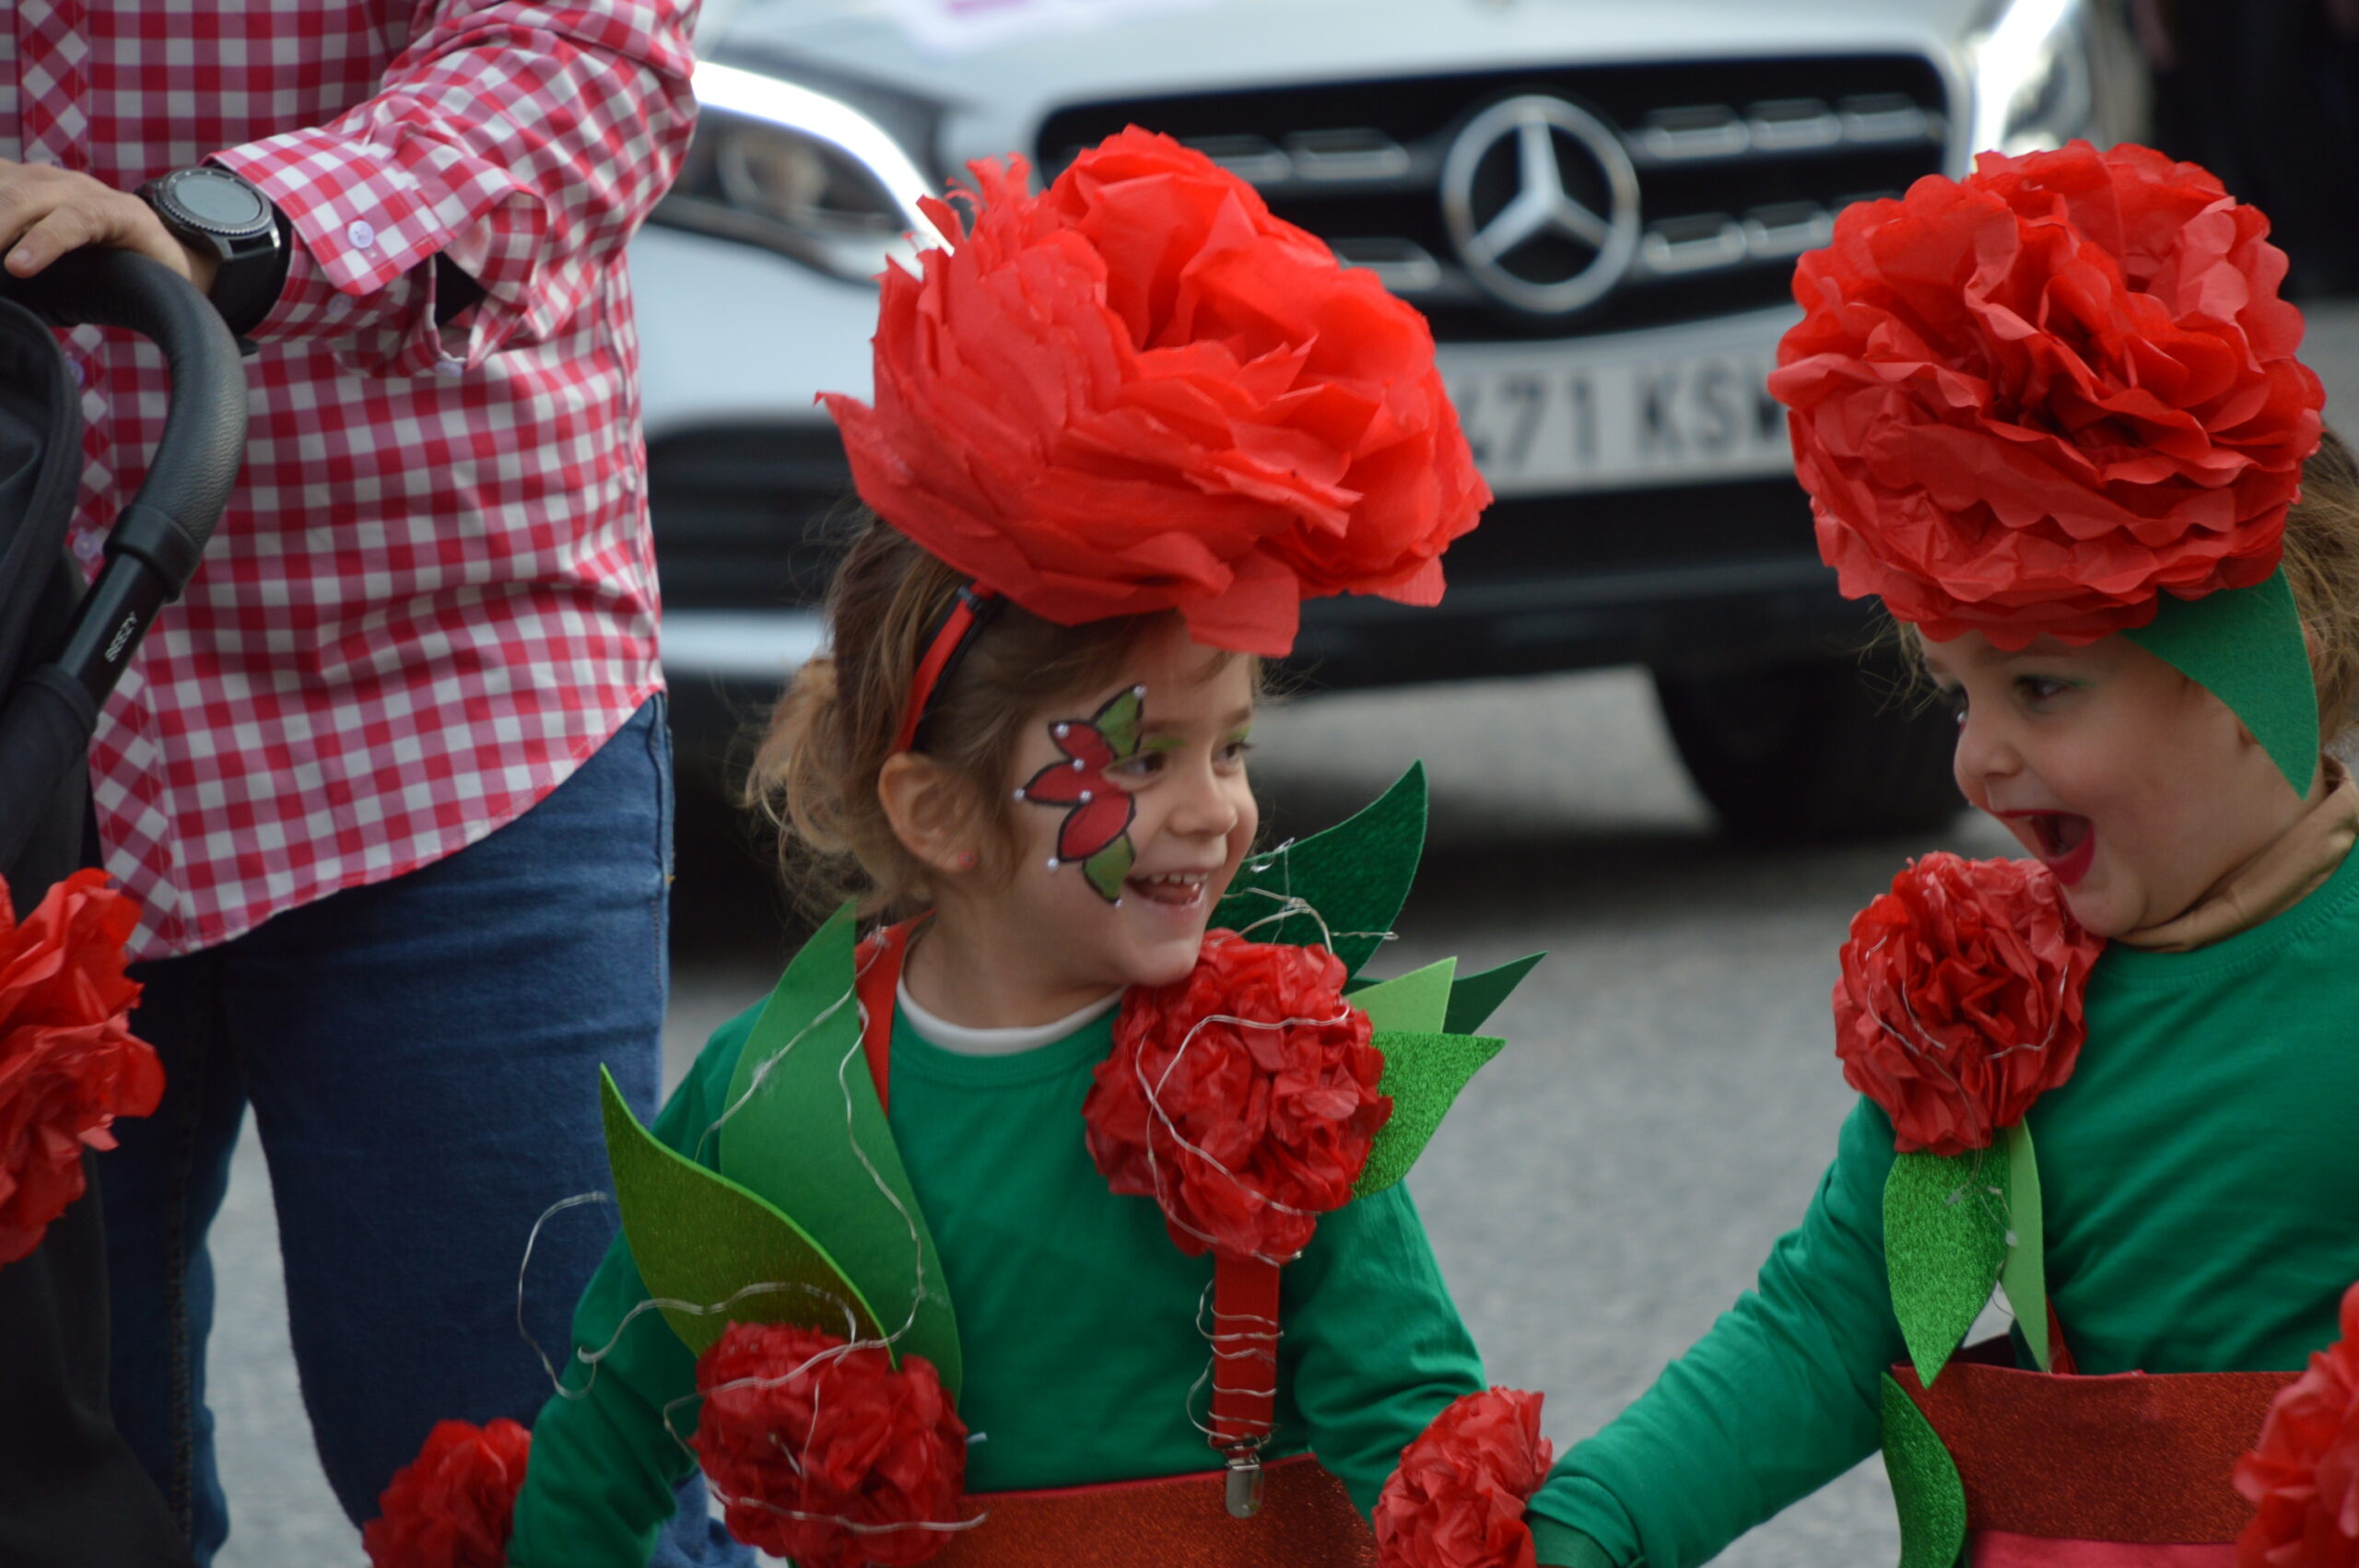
[
  {"xmin": 1967, "ymin": 0, "xmax": 2097, "ymax": 156},
  {"xmin": 655, "ymin": 61, "xmax": 946, "ymax": 283}
]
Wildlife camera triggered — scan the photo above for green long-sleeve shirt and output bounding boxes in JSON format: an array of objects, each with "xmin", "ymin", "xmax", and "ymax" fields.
[
  {"xmin": 509, "ymin": 998, "xmax": 1485, "ymax": 1566},
  {"xmin": 1528, "ymin": 843, "xmax": 2359, "ymax": 1568}
]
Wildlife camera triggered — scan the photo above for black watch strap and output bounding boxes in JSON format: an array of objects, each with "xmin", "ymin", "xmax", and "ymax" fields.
[{"xmin": 138, "ymin": 165, "xmax": 290, "ymax": 342}]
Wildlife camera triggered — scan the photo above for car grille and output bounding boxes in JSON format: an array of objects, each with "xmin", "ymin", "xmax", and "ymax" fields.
[
  {"xmin": 648, "ymin": 424, "xmax": 853, "ymax": 610},
  {"xmin": 1036, "ymin": 53, "xmax": 1950, "ymax": 342}
]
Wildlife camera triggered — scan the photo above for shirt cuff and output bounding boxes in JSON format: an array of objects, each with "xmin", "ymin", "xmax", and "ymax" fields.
[
  {"xmin": 210, "ymin": 125, "xmax": 533, "ymax": 375},
  {"xmin": 1531, "ymin": 1518, "xmax": 1619, "ymax": 1568}
]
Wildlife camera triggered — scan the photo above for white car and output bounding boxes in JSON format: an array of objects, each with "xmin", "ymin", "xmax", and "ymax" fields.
[{"xmin": 636, "ymin": 0, "xmax": 2146, "ymax": 837}]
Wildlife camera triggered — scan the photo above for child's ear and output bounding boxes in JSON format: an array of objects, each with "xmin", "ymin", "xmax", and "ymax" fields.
[{"xmin": 877, "ymin": 752, "xmax": 978, "ymax": 877}]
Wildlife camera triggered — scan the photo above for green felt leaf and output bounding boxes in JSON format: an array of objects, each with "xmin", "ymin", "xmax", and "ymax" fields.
[
  {"xmin": 1884, "ymin": 1147, "xmax": 2009, "ymax": 1387},
  {"xmin": 1096, "ymin": 685, "xmax": 1144, "ymax": 760},
  {"xmin": 2124, "ymin": 569, "xmax": 2318, "ymax": 796},
  {"xmin": 1085, "ymin": 834, "xmax": 1134, "ymax": 903},
  {"xmin": 1882, "ymin": 1373, "xmax": 1967, "ymax": 1568},
  {"xmin": 1998, "ymin": 1120, "xmax": 2048, "ymax": 1371},
  {"xmin": 1212, "ymin": 763, "xmax": 1427, "ymax": 977},
  {"xmin": 1351, "ymin": 958, "xmax": 1454, "ymax": 1034},
  {"xmin": 1443, "ymin": 954, "xmax": 1544, "ymax": 1036},
  {"xmin": 600, "ymin": 1069, "xmax": 882, "ymax": 1359},
  {"xmin": 1354, "ymin": 1030, "xmax": 1505, "ymax": 1198},
  {"xmin": 720, "ymin": 905, "xmax": 963, "ymax": 1398}
]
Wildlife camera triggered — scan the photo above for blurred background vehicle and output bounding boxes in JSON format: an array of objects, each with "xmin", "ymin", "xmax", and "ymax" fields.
[{"xmin": 633, "ymin": 0, "xmax": 2154, "ymax": 840}]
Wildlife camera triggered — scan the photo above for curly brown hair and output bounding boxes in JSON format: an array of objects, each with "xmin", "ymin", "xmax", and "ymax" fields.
[
  {"xmin": 742, "ymin": 512, "xmax": 1256, "ymax": 922},
  {"xmin": 2279, "ymin": 427, "xmax": 2359, "ymax": 741}
]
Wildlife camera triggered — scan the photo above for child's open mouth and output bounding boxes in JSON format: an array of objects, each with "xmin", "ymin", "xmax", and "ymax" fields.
[
  {"xmin": 1127, "ymin": 870, "xmax": 1210, "ymax": 908},
  {"xmin": 2022, "ymin": 811, "xmax": 2096, "ymax": 885}
]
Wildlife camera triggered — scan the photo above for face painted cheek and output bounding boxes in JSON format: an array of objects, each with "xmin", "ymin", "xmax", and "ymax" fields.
[{"xmin": 1014, "ymin": 684, "xmax": 1148, "ymax": 904}]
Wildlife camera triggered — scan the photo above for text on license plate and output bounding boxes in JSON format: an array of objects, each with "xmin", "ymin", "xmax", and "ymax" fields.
[{"xmin": 1446, "ymin": 353, "xmax": 1793, "ymax": 497}]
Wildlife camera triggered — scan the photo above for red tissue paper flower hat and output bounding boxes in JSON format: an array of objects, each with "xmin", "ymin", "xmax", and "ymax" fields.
[
  {"xmin": 1770, "ymin": 141, "xmax": 2329, "ymax": 790},
  {"xmin": 820, "ymin": 126, "xmax": 1490, "ymax": 669}
]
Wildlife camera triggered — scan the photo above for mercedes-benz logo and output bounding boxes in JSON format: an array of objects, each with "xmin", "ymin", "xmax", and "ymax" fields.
[{"xmin": 1441, "ymin": 96, "xmax": 1641, "ymax": 317}]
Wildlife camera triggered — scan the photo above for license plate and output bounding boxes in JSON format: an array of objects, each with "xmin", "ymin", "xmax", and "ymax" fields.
[{"xmin": 1441, "ymin": 334, "xmax": 1795, "ymax": 497}]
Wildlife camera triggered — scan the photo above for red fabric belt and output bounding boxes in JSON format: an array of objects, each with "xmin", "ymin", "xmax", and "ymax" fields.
[
  {"xmin": 1895, "ymin": 1359, "xmax": 2294, "ymax": 1543},
  {"xmin": 931, "ymin": 1454, "xmax": 1375, "ymax": 1568}
]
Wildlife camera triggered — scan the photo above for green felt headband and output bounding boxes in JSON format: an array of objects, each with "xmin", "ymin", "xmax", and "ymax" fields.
[{"xmin": 2120, "ymin": 568, "xmax": 2318, "ymax": 797}]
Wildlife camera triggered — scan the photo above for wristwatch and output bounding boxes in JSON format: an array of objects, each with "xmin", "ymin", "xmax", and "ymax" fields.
[{"xmin": 137, "ymin": 164, "xmax": 289, "ymax": 339}]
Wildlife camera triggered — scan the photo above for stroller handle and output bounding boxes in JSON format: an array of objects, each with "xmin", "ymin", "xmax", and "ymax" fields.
[
  {"xmin": 0, "ymin": 251, "xmax": 247, "ymax": 891},
  {"xmin": 0, "ymin": 249, "xmax": 247, "ymax": 582}
]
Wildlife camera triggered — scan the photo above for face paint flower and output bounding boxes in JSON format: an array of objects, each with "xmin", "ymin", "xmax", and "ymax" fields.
[{"xmin": 1017, "ymin": 685, "xmax": 1144, "ymax": 900}]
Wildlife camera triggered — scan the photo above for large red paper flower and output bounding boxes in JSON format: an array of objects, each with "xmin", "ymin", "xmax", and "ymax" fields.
[
  {"xmin": 693, "ymin": 1321, "xmax": 968, "ymax": 1568},
  {"xmin": 1771, "ymin": 140, "xmax": 2326, "ymax": 647},
  {"xmin": 822, "ymin": 127, "xmax": 1489, "ymax": 658},
  {"xmin": 1835, "ymin": 853, "xmax": 2103, "ymax": 1156},
  {"xmin": 362, "ymin": 1418, "xmax": 531, "ymax": 1568},
  {"xmin": 0, "ymin": 868, "xmax": 163, "ymax": 1265},
  {"xmin": 2236, "ymin": 1282, "xmax": 2359, "ymax": 1568},
  {"xmin": 1085, "ymin": 930, "xmax": 1390, "ymax": 1262},
  {"xmin": 1374, "ymin": 1387, "xmax": 1554, "ymax": 1568}
]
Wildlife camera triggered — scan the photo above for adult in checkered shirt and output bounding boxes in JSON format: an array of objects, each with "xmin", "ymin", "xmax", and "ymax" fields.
[{"xmin": 0, "ymin": 4, "xmax": 748, "ymax": 1563}]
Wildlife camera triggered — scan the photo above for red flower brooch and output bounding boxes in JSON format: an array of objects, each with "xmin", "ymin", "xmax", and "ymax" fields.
[
  {"xmin": 1375, "ymin": 1387, "xmax": 1554, "ymax": 1568},
  {"xmin": 1017, "ymin": 685, "xmax": 1143, "ymax": 901},
  {"xmin": 2236, "ymin": 1282, "xmax": 2359, "ymax": 1568},
  {"xmin": 1772, "ymin": 140, "xmax": 2326, "ymax": 646},
  {"xmin": 363, "ymin": 1418, "xmax": 532, "ymax": 1568},
  {"xmin": 0, "ymin": 868, "xmax": 164, "ymax": 1265},
  {"xmin": 1084, "ymin": 930, "xmax": 1390, "ymax": 1263},
  {"xmin": 693, "ymin": 1320, "xmax": 970, "ymax": 1568},
  {"xmin": 1836, "ymin": 853, "xmax": 2103, "ymax": 1157},
  {"xmin": 822, "ymin": 127, "xmax": 1489, "ymax": 658}
]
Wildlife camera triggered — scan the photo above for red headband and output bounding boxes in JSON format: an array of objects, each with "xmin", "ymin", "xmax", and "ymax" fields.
[{"xmin": 892, "ymin": 583, "xmax": 999, "ymax": 755}]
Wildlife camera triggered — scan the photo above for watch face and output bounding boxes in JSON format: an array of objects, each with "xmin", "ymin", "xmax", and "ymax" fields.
[{"xmin": 171, "ymin": 170, "xmax": 270, "ymax": 234}]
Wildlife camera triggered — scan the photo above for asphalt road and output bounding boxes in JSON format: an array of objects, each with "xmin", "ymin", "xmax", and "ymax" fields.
[{"xmin": 203, "ymin": 303, "xmax": 2359, "ymax": 1565}]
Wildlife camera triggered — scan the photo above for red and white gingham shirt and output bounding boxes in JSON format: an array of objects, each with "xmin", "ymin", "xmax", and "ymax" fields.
[{"xmin": 1, "ymin": 1, "xmax": 698, "ymax": 957}]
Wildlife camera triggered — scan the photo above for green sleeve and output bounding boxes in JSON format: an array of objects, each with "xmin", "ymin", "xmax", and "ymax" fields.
[
  {"xmin": 1283, "ymin": 1179, "xmax": 1487, "ymax": 1518},
  {"xmin": 1523, "ymin": 1099, "xmax": 1907, "ymax": 1568},
  {"xmin": 507, "ymin": 1021, "xmax": 755, "ymax": 1568}
]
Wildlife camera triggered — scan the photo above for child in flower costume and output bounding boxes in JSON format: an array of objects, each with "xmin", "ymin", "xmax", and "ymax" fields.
[
  {"xmin": 365, "ymin": 130, "xmax": 1564, "ymax": 1568},
  {"xmin": 1520, "ymin": 142, "xmax": 2359, "ymax": 1568}
]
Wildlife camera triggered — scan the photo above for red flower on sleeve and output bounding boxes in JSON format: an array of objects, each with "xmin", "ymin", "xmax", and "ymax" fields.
[
  {"xmin": 1374, "ymin": 1387, "xmax": 1554, "ymax": 1568},
  {"xmin": 0, "ymin": 868, "xmax": 164, "ymax": 1265},
  {"xmin": 361, "ymin": 1418, "xmax": 531, "ymax": 1568},
  {"xmin": 1834, "ymin": 853, "xmax": 2103, "ymax": 1156},
  {"xmin": 2236, "ymin": 1282, "xmax": 2359, "ymax": 1568},
  {"xmin": 693, "ymin": 1321, "xmax": 969, "ymax": 1568},
  {"xmin": 1084, "ymin": 930, "xmax": 1390, "ymax": 1263}
]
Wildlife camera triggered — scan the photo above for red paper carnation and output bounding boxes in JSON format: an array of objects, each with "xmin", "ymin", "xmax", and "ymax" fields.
[
  {"xmin": 693, "ymin": 1321, "xmax": 968, "ymax": 1568},
  {"xmin": 1771, "ymin": 140, "xmax": 2326, "ymax": 647},
  {"xmin": 0, "ymin": 868, "xmax": 163, "ymax": 1265},
  {"xmin": 2236, "ymin": 1282, "xmax": 2359, "ymax": 1568},
  {"xmin": 1835, "ymin": 853, "xmax": 2104, "ymax": 1157},
  {"xmin": 1084, "ymin": 930, "xmax": 1389, "ymax": 1263},
  {"xmin": 1374, "ymin": 1387, "xmax": 1554, "ymax": 1568},
  {"xmin": 821, "ymin": 126, "xmax": 1490, "ymax": 658},
  {"xmin": 361, "ymin": 1418, "xmax": 531, "ymax": 1568}
]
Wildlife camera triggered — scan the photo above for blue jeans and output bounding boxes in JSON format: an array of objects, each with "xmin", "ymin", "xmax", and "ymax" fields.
[{"xmin": 98, "ymin": 697, "xmax": 747, "ymax": 1566}]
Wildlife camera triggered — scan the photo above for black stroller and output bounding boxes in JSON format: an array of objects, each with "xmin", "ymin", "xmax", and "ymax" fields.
[{"xmin": 0, "ymin": 250, "xmax": 246, "ymax": 1565}]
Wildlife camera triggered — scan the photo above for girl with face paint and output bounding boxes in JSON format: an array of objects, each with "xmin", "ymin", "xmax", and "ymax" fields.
[{"xmin": 386, "ymin": 130, "xmax": 1570, "ymax": 1568}]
